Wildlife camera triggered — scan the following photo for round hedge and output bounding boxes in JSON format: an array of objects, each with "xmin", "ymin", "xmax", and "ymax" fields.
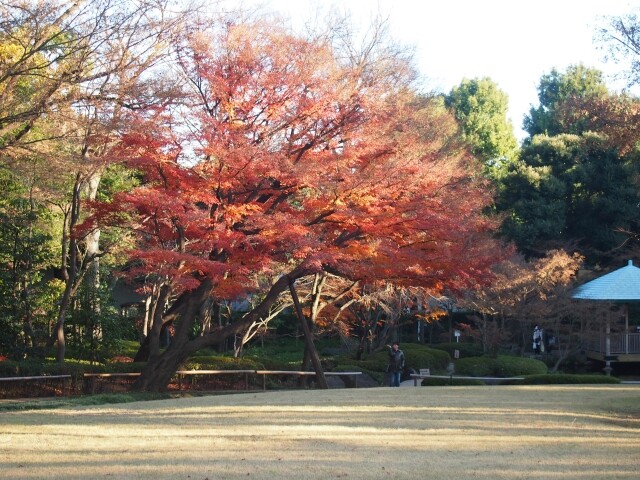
[
  {"xmin": 455, "ymin": 355, "xmax": 547, "ymax": 377},
  {"xmin": 402, "ymin": 344, "xmax": 451, "ymax": 371},
  {"xmin": 362, "ymin": 344, "xmax": 451, "ymax": 373},
  {"xmin": 429, "ymin": 342, "xmax": 484, "ymax": 358},
  {"xmin": 332, "ymin": 344, "xmax": 451, "ymax": 373}
]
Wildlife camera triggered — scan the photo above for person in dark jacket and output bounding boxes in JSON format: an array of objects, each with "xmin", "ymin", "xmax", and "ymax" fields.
[{"xmin": 387, "ymin": 341, "xmax": 405, "ymax": 387}]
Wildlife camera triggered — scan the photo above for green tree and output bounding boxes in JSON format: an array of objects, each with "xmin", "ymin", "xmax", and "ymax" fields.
[
  {"xmin": 498, "ymin": 133, "xmax": 640, "ymax": 261},
  {"xmin": 446, "ymin": 77, "xmax": 519, "ymax": 169},
  {"xmin": 523, "ymin": 64, "xmax": 609, "ymax": 138},
  {"xmin": 497, "ymin": 160, "xmax": 566, "ymax": 255},
  {"xmin": 0, "ymin": 167, "xmax": 61, "ymax": 358}
]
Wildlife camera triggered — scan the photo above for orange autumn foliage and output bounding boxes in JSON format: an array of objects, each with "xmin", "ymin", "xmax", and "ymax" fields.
[
  {"xmin": 555, "ymin": 93, "xmax": 640, "ymax": 155},
  {"xmin": 87, "ymin": 20, "xmax": 503, "ymax": 302}
]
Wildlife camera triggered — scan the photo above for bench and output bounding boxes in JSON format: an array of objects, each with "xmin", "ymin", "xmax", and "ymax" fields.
[{"xmin": 411, "ymin": 369, "xmax": 431, "ymax": 386}]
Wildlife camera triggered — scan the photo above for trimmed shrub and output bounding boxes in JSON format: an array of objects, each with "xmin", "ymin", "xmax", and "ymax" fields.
[
  {"xmin": 368, "ymin": 343, "xmax": 451, "ymax": 372},
  {"xmin": 455, "ymin": 355, "xmax": 547, "ymax": 377},
  {"xmin": 402, "ymin": 344, "xmax": 451, "ymax": 372},
  {"xmin": 0, "ymin": 360, "xmax": 21, "ymax": 376},
  {"xmin": 515, "ymin": 374, "xmax": 621, "ymax": 385},
  {"xmin": 430, "ymin": 342, "xmax": 484, "ymax": 358},
  {"xmin": 333, "ymin": 364, "xmax": 362, "ymax": 373}
]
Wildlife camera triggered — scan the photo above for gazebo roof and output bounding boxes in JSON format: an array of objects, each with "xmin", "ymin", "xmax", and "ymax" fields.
[{"xmin": 572, "ymin": 260, "xmax": 640, "ymax": 301}]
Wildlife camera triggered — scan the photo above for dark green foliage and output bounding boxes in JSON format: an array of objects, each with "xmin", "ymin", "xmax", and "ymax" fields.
[
  {"xmin": 497, "ymin": 133, "xmax": 640, "ymax": 259},
  {"xmin": 0, "ymin": 169, "xmax": 60, "ymax": 359},
  {"xmin": 498, "ymin": 64, "xmax": 640, "ymax": 261},
  {"xmin": 333, "ymin": 364, "xmax": 361, "ymax": 373},
  {"xmin": 350, "ymin": 343, "xmax": 451, "ymax": 373},
  {"xmin": 337, "ymin": 354, "xmax": 387, "ymax": 372},
  {"xmin": 65, "ymin": 267, "xmax": 141, "ymax": 363},
  {"xmin": 243, "ymin": 338, "xmax": 310, "ymax": 365},
  {"xmin": 455, "ymin": 355, "xmax": 548, "ymax": 377},
  {"xmin": 0, "ymin": 359, "xmax": 31, "ymax": 376},
  {"xmin": 110, "ymin": 340, "xmax": 141, "ymax": 358},
  {"xmin": 496, "ymin": 160, "xmax": 567, "ymax": 252},
  {"xmin": 514, "ymin": 374, "xmax": 620, "ymax": 385},
  {"xmin": 523, "ymin": 65, "xmax": 608, "ymax": 138},
  {"xmin": 242, "ymin": 336, "xmax": 347, "ymax": 370},
  {"xmin": 402, "ymin": 344, "xmax": 451, "ymax": 371},
  {"xmin": 0, "ymin": 359, "xmax": 151, "ymax": 377},
  {"xmin": 430, "ymin": 342, "xmax": 484, "ymax": 358}
]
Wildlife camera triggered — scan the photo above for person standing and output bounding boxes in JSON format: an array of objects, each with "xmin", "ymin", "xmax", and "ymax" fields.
[
  {"xmin": 387, "ymin": 341, "xmax": 405, "ymax": 387},
  {"xmin": 533, "ymin": 325, "xmax": 543, "ymax": 354}
]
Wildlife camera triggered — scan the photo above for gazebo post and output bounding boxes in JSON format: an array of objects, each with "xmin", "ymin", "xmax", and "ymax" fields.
[
  {"xmin": 604, "ymin": 313, "xmax": 612, "ymax": 376},
  {"xmin": 624, "ymin": 304, "xmax": 629, "ymax": 354}
]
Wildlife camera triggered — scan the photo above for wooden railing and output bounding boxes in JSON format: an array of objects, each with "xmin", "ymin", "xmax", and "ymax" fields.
[
  {"xmin": 0, "ymin": 369, "xmax": 363, "ymax": 398},
  {"xmin": 81, "ymin": 370, "xmax": 363, "ymax": 394},
  {"xmin": 586, "ymin": 333, "xmax": 640, "ymax": 355}
]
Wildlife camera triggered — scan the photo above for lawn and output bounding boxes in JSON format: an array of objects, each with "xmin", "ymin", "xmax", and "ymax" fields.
[{"xmin": 0, "ymin": 385, "xmax": 639, "ymax": 479}]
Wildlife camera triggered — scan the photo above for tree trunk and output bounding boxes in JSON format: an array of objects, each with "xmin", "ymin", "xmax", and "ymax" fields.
[
  {"xmin": 133, "ymin": 280, "xmax": 212, "ymax": 391},
  {"xmin": 133, "ymin": 284, "xmax": 173, "ymax": 363},
  {"xmin": 289, "ymin": 280, "xmax": 327, "ymax": 389},
  {"xmin": 131, "ymin": 266, "xmax": 316, "ymax": 392},
  {"xmin": 52, "ymin": 174, "xmax": 82, "ymax": 363}
]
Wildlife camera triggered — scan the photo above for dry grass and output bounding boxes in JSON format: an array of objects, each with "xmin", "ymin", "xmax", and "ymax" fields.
[{"xmin": 1, "ymin": 385, "xmax": 639, "ymax": 479}]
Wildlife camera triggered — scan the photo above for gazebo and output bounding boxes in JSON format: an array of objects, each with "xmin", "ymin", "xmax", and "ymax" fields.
[{"xmin": 572, "ymin": 260, "xmax": 640, "ymax": 373}]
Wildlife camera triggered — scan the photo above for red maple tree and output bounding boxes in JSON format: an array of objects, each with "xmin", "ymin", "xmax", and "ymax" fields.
[{"xmin": 84, "ymin": 20, "xmax": 503, "ymax": 391}]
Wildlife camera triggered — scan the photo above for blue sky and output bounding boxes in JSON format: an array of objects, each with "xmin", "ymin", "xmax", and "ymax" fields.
[{"xmin": 233, "ymin": 0, "xmax": 637, "ymax": 140}]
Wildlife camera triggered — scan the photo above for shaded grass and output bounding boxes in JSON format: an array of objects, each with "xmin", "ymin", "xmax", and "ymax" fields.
[{"xmin": 0, "ymin": 392, "xmax": 175, "ymax": 412}]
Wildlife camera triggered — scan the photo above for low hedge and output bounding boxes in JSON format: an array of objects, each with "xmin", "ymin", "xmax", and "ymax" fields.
[
  {"xmin": 0, "ymin": 355, "xmax": 265, "ymax": 378},
  {"xmin": 0, "ymin": 359, "xmax": 125, "ymax": 377},
  {"xmin": 420, "ymin": 377, "xmax": 486, "ymax": 386},
  {"xmin": 348, "ymin": 344, "xmax": 451, "ymax": 373},
  {"xmin": 455, "ymin": 355, "xmax": 548, "ymax": 377},
  {"xmin": 513, "ymin": 374, "xmax": 621, "ymax": 385},
  {"xmin": 401, "ymin": 344, "xmax": 451, "ymax": 372},
  {"xmin": 333, "ymin": 364, "xmax": 362, "ymax": 373},
  {"xmin": 430, "ymin": 342, "xmax": 484, "ymax": 358}
]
